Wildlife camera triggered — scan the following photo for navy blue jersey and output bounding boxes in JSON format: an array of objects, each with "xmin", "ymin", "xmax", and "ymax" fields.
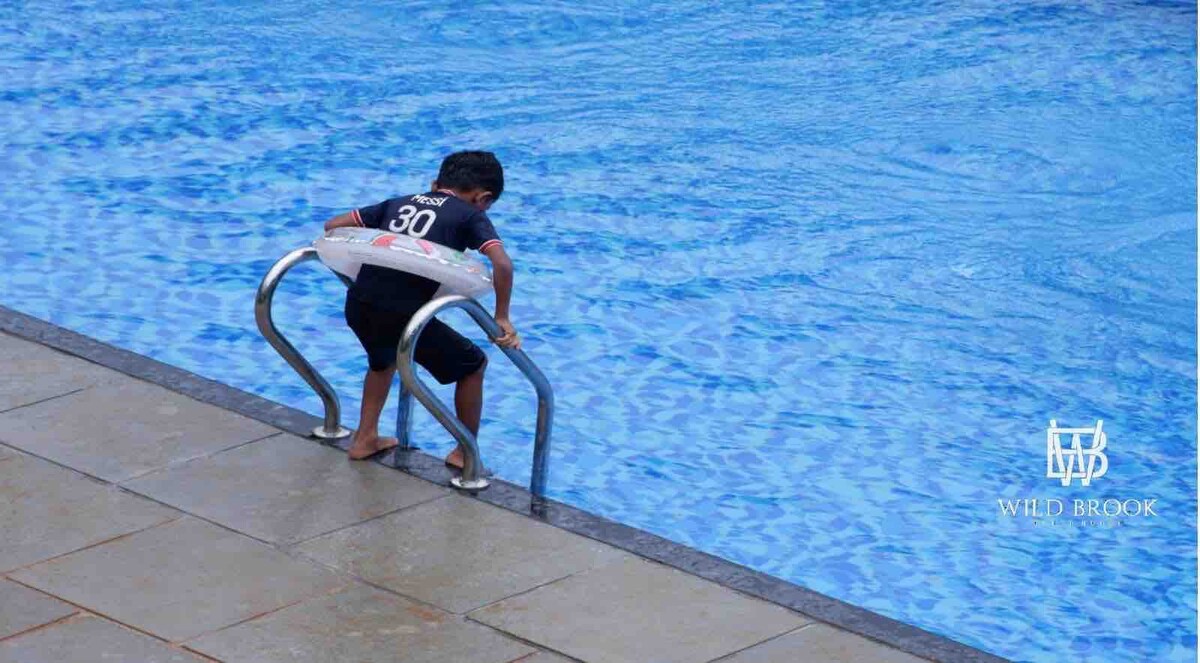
[{"xmin": 347, "ymin": 190, "xmax": 502, "ymax": 310}]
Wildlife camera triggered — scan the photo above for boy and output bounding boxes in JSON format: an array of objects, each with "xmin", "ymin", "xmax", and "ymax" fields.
[{"xmin": 323, "ymin": 150, "xmax": 520, "ymax": 466}]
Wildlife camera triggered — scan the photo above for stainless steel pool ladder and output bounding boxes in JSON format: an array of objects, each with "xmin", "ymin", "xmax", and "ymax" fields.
[{"xmin": 254, "ymin": 246, "xmax": 555, "ymax": 496}]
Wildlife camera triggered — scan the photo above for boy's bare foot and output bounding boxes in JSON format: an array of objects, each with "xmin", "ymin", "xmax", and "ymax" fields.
[
  {"xmin": 444, "ymin": 447, "xmax": 464, "ymax": 470},
  {"xmin": 348, "ymin": 435, "xmax": 399, "ymax": 460}
]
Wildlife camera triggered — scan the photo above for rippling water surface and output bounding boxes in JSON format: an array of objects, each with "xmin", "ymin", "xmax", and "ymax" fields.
[{"xmin": 1, "ymin": 2, "xmax": 1195, "ymax": 661}]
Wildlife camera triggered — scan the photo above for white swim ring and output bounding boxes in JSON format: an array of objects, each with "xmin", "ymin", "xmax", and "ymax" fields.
[{"xmin": 314, "ymin": 227, "xmax": 493, "ymax": 298}]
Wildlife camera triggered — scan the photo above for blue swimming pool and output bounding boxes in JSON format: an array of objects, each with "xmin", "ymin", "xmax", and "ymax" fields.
[{"xmin": 1, "ymin": 2, "xmax": 1195, "ymax": 660}]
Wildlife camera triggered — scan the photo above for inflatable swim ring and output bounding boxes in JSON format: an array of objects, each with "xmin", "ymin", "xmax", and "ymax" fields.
[{"xmin": 314, "ymin": 227, "xmax": 493, "ymax": 298}]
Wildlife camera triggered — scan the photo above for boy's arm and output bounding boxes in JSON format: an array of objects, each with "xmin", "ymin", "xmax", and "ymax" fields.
[
  {"xmin": 326, "ymin": 203, "xmax": 388, "ymax": 232},
  {"xmin": 323, "ymin": 211, "xmax": 360, "ymax": 232},
  {"xmin": 482, "ymin": 243, "xmax": 519, "ymax": 350}
]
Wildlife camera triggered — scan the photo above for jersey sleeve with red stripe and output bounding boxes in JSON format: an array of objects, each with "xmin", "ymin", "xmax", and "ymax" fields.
[
  {"xmin": 352, "ymin": 200, "xmax": 390, "ymax": 229},
  {"xmin": 463, "ymin": 210, "xmax": 503, "ymax": 252}
]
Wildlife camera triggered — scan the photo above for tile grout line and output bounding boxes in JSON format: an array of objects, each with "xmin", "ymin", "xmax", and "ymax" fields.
[
  {"xmin": 704, "ymin": 622, "xmax": 825, "ymax": 663},
  {"xmin": 0, "ymin": 605, "xmax": 81, "ymax": 644},
  {"xmin": 465, "ymin": 565, "xmax": 599, "ymax": 619},
  {"xmin": 645, "ymin": 555, "xmax": 817, "ymax": 620},
  {"xmin": 9, "ymin": 477, "xmax": 566, "ymax": 663},
  {"xmin": 187, "ymin": 574, "xmax": 579, "ymax": 663},
  {"xmin": 103, "ymin": 496, "xmax": 294, "ymax": 549},
  {"xmin": 4, "ymin": 505, "xmax": 466, "ymax": 659},
  {"xmin": 3, "ymin": 516, "xmax": 184, "ymax": 577},
  {"xmin": 4, "ymin": 530, "xmax": 334, "ymax": 660},
  {"xmin": 0, "ymin": 573, "xmax": 86, "ymax": 610},
  {"xmin": 118, "ymin": 479, "xmax": 450, "ymax": 562},
  {"xmin": 279, "ymin": 549, "xmax": 462, "ymax": 619},
  {"xmin": 0, "ymin": 431, "xmax": 281, "ymax": 490},
  {"xmin": 0, "ymin": 444, "xmax": 121, "ymax": 486},
  {"xmin": 484, "ymin": 625, "xmax": 589, "ymax": 663},
  {"xmin": 0, "ymin": 584, "xmax": 223, "ymax": 661},
  {"xmin": 42, "ymin": 488, "xmax": 475, "ymax": 634},
  {"xmin": 282, "ymin": 492, "xmax": 453, "ymax": 548},
  {"xmin": 115, "ymin": 431, "xmax": 287, "ymax": 485},
  {"xmin": 175, "ymin": 645, "xmax": 225, "ymax": 663},
  {"xmin": 517, "ymin": 530, "xmax": 815, "ymax": 624},
  {"xmin": 494, "ymin": 632, "xmax": 587, "ymax": 663},
  {"xmin": 462, "ymin": 559, "xmax": 804, "ymax": 663},
  {"xmin": 0, "ymin": 387, "xmax": 89, "ymax": 415},
  {"xmin": 179, "ymin": 582, "xmax": 353, "ymax": 650},
  {"xmin": 459, "ymin": 561, "xmax": 640, "ymax": 659},
  {"xmin": 511, "ymin": 515, "xmax": 981, "ymax": 663}
]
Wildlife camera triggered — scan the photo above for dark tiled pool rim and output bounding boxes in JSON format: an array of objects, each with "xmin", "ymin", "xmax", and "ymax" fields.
[{"xmin": 0, "ymin": 305, "xmax": 1009, "ymax": 663}]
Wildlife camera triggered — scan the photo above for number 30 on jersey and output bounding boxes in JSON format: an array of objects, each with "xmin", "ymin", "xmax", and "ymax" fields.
[{"xmin": 387, "ymin": 205, "xmax": 436, "ymax": 238}]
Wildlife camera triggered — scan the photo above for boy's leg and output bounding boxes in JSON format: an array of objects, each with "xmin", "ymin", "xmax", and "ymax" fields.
[
  {"xmin": 444, "ymin": 360, "xmax": 486, "ymax": 469},
  {"xmin": 412, "ymin": 319, "xmax": 488, "ymax": 470},
  {"xmin": 348, "ymin": 365, "xmax": 400, "ymax": 460},
  {"xmin": 344, "ymin": 295, "xmax": 404, "ymax": 460}
]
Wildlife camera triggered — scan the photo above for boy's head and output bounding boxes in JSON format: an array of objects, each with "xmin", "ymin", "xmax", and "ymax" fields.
[{"xmin": 432, "ymin": 150, "xmax": 504, "ymax": 211}]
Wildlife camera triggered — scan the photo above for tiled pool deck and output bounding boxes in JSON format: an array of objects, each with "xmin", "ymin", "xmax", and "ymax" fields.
[{"xmin": 0, "ymin": 307, "xmax": 1008, "ymax": 663}]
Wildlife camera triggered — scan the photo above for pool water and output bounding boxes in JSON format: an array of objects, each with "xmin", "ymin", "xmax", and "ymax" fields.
[{"xmin": 1, "ymin": 2, "xmax": 1195, "ymax": 661}]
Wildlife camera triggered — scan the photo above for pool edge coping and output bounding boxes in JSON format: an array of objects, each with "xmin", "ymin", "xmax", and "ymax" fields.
[{"xmin": 0, "ymin": 304, "xmax": 1011, "ymax": 663}]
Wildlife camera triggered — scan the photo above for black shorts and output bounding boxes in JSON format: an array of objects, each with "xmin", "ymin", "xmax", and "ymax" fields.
[{"xmin": 344, "ymin": 295, "xmax": 486, "ymax": 383}]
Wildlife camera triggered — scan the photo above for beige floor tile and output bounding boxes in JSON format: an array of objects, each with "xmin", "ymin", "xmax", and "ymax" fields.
[
  {"xmin": 0, "ymin": 452, "xmax": 176, "ymax": 572},
  {"xmin": 716, "ymin": 624, "xmax": 931, "ymax": 663},
  {"xmin": 0, "ymin": 615, "xmax": 205, "ymax": 663},
  {"xmin": 0, "ymin": 334, "xmax": 123, "ymax": 412},
  {"xmin": 0, "ymin": 578, "xmax": 76, "ymax": 639},
  {"xmin": 187, "ymin": 584, "xmax": 533, "ymax": 663},
  {"xmin": 12, "ymin": 517, "xmax": 344, "ymax": 642},
  {"xmin": 0, "ymin": 379, "xmax": 277, "ymax": 481},
  {"xmin": 124, "ymin": 434, "xmax": 447, "ymax": 544},
  {"xmin": 296, "ymin": 496, "xmax": 624, "ymax": 613},
  {"xmin": 509, "ymin": 650, "xmax": 578, "ymax": 663},
  {"xmin": 472, "ymin": 556, "xmax": 808, "ymax": 663}
]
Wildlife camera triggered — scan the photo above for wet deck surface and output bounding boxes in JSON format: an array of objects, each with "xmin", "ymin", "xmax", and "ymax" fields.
[{"xmin": 0, "ymin": 331, "xmax": 931, "ymax": 662}]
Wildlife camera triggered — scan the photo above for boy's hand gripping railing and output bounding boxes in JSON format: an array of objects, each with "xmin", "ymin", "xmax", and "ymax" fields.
[
  {"xmin": 254, "ymin": 247, "xmax": 352, "ymax": 440},
  {"xmin": 396, "ymin": 295, "xmax": 554, "ymax": 497}
]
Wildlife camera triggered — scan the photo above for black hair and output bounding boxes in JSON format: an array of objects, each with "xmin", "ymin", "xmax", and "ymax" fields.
[{"xmin": 436, "ymin": 150, "xmax": 504, "ymax": 200}]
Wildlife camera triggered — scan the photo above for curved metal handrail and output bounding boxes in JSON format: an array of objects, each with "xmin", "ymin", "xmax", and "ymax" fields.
[
  {"xmin": 256, "ymin": 248, "xmax": 554, "ymax": 496},
  {"xmin": 254, "ymin": 247, "xmax": 351, "ymax": 440},
  {"xmin": 397, "ymin": 295, "xmax": 555, "ymax": 496}
]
